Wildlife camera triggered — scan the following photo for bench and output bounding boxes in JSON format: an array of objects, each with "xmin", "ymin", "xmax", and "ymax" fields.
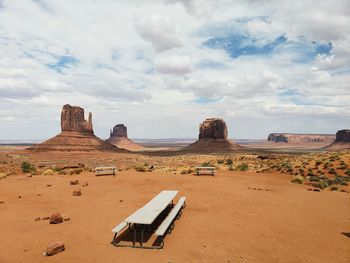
[
  {"xmin": 155, "ymin": 197, "xmax": 186, "ymax": 247},
  {"xmin": 196, "ymin": 166, "xmax": 215, "ymax": 176},
  {"xmin": 95, "ymin": 166, "xmax": 117, "ymax": 176}
]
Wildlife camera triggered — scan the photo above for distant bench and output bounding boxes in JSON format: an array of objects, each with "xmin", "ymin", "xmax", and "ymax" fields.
[
  {"xmin": 196, "ymin": 166, "xmax": 215, "ymax": 176},
  {"xmin": 95, "ymin": 166, "xmax": 117, "ymax": 176}
]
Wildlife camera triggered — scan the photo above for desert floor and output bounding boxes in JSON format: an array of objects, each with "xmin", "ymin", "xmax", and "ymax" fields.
[{"xmin": 1, "ymin": 151, "xmax": 349, "ymax": 263}]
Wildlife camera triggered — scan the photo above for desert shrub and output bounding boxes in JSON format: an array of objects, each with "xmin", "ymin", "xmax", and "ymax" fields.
[
  {"xmin": 291, "ymin": 175, "xmax": 304, "ymax": 184},
  {"xmin": 180, "ymin": 169, "xmax": 188, "ymax": 174},
  {"xmin": 314, "ymin": 180, "xmax": 329, "ymax": 189},
  {"xmin": 281, "ymin": 161, "xmax": 293, "ymax": 172},
  {"xmin": 217, "ymin": 159, "xmax": 224, "ymax": 164},
  {"xmin": 201, "ymin": 162, "xmax": 212, "ymax": 167},
  {"xmin": 187, "ymin": 168, "xmax": 193, "ymax": 174},
  {"xmin": 143, "ymin": 162, "xmax": 149, "ymax": 167},
  {"xmin": 42, "ymin": 169, "xmax": 54, "ymax": 176},
  {"xmin": 0, "ymin": 172, "xmax": 7, "ymax": 179},
  {"xmin": 237, "ymin": 163, "xmax": 249, "ymax": 171},
  {"xmin": 225, "ymin": 159, "xmax": 233, "ymax": 165},
  {"xmin": 228, "ymin": 165, "xmax": 234, "ymax": 171},
  {"xmin": 345, "ymin": 170, "xmax": 350, "ymax": 175},
  {"xmin": 328, "ymin": 168, "xmax": 337, "ymax": 175},
  {"xmin": 315, "ymin": 160, "xmax": 322, "ymax": 166},
  {"xmin": 306, "ymin": 171, "xmax": 314, "ymax": 177},
  {"xmin": 135, "ymin": 166, "xmax": 146, "ymax": 172},
  {"xmin": 338, "ymin": 165, "xmax": 347, "ymax": 170},
  {"xmin": 309, "ymin": 176, "xmax": 320, "ymax": 182},
  {"xmin": 69, "ymin": 168, "xmax": 83, "ymax": 175},
  {"xmin": 21, "ymin": 162, "xmax": 35, "ymax": 173},
  {"xmin": 330, "ymin": 186, "xmax": 338, "ymax": 191}
]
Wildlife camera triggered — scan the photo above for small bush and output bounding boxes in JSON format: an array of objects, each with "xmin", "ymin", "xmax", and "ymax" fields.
[
  {"xmin": 315, "ymin": 160, "xmax": 322, "ymax": 166},
  {"xmin": 69, "ymin": 168, "xmax": 83, "ymax": 175},
  {"xmin": 42, "ymin": 169, "xmax": 54, "ymax": 176},
  {"xmin": 237, "ymin": 163, "xmax": 249, "ymax": 171},
  {"xmin": 201, "ymin": 162, "xmax": 212, "ymax": 167},
  {"xmin": 330, "ymin": 186, "xmax": 338, "ymax": 191},
  {"xmin": 314, "ymin": 180, "xmax": 329, "ymax": 189},
  {"xmin": 328, "ymin": 168, "xmax": 337, "ymax": 175},
  {"xmin": 291, "ymin": 175, "xmax": 304, "ymax": 184},
  {"xmin": 217, "ymin": 159, "xmax": 224, "ymax": 164},
  {"xmin": 135, "ymin": 166, "xmax": 146, "ymax": 172},
  {"xmin": 21, "ymin": 162, "xmax": 35, "ymax": 173},
  {"xmin": 228, "ymin": 165, "xmax": 234, "ymax": 171},
  {"xmin": 225, "ymin": 159, "xmax": 233, "ymax": 165},
  {"xmin": 0, "ymin": 172, "xmax": 7, "ymax": 179},
  {"xmin": 180, "ymin": 169, "xmax": 188, "ymax": 174}
]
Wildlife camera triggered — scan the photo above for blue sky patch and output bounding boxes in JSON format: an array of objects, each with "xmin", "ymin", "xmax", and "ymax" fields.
[
  {"xmin": 47, "ymin": 56, "xmax": 78, "ymax": 73},
  {"xmin": 194, "ymin": 97, "xmax": 221, "ymax": 104}
]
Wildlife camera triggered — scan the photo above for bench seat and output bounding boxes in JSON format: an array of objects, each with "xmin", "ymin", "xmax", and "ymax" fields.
[
  {"xmin": 95, "ymin": 166, "xmax": 117, "ymax": 176},
  {"xmin": 155, "ymin": 197, "xmax": 186, "ymax": 236},
  {"xmin": 112, "ymin": 221, "xmax": 128, "ymax": 234}
]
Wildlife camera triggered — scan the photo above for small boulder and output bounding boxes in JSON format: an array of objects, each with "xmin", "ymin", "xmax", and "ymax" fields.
[
  {"xmin": 44, "ymin": 240, "xmax": 65, "ymax": 256},
  {"xmin": 82, "ymin": 182, "xmax": 88, "ymax": 187},
  {"xmin": 70, "ymin": 180, "xmax": 79, "ymax": 185},
  {"xmin": 34, "ymin": 217, "xmax": 41, "ymax": 222},
  {"xmin": 49, "ymin": 212, "xmax": 63, "ymax": 224},
  {"xmin": 72, "ymin": 189, "xmax": 81, "ymax": 196}
]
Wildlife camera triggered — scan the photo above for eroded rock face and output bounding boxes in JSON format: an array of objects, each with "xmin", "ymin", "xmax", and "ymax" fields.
[
  {"xmin": 267, "ymin": 133, "xmax": 335, "ymax": 144},
  {"xmin": 335, "ymin": 129, "xmax": 350, "ymax": 142},
  {"xmin": 198, "ymin": 118, "xmax": 228, "ymax": 140},
  {"xmin": 110, "ymin": 124, "xmax": 127, "ymax": 137},
  {"xmin": 61, "ymin": 104, "xmax": 93, "ymax": 134}
]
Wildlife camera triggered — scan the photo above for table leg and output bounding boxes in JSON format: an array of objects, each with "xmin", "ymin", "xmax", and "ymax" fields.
[
  {"xmin": 140, "ymin": 228, "xmax": 144, "ymax": 247},
  {"xmin": 133, "ymin": 227, "xmax": 137, "ymax": 247}
]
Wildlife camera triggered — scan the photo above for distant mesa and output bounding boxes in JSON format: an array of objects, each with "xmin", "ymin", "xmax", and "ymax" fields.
[
  {"xmin": 28, "ymin": 104, "xmax": 119, "ymax": 152},
  {"xmin": 106, "ymin": 124, "xmax": 144, "ymax": 151},
  {"xmin": 185, "ymin": 118, "xmax": 242, "ymax": 151},
  {"xmin": 325, "ymin": 129, "xmax": 350, "ymax": 149},
  {"xmin": 267, "ymin": 133, "xmax": 335, "ymax": 144}
]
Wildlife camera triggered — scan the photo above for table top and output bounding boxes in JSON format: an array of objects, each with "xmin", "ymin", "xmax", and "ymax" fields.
[{"xmin": 125, "ymin": 190, "xmax": 178, "ymax": 225}]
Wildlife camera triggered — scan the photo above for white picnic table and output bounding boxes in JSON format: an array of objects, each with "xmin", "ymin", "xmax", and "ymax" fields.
[{"xmin": 125, "ymin": 190, "xmax": 178, "ymax": 225}]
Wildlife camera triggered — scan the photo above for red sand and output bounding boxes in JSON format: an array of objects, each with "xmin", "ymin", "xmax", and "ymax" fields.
[{"xmin": 0, "ymin": 168, "xmax": 349, "ymax": 263}]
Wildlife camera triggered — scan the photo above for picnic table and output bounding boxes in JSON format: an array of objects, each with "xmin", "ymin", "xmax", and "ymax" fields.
[
  {"xmin": 196, "ymin": 166, "xmax": 215, "ymax": 176},
  {"xmin": 111, "ymin": 190, "xmax": 186, "ymax": 249}
]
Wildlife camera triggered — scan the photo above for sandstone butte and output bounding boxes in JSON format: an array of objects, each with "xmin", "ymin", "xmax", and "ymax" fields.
[
  {"xmin": 28, "ymin": 104, "xmax": 120, "ymax": 152},
  {"xmin": 105, "ymin": 124, "xmax": 144, "ymax": 151},
  {"xmin": 325, "ymin": 129, "xmax": 350, "ymax": 149},
  {"xmin": 267, "ymin": 133, "xmax": 335, "ymax": 144},
  {"xmin": 185, "ymin": 118, "xmax": 242, "ymax": 151}
]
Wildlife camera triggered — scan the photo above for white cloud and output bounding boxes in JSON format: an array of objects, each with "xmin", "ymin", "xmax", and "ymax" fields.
[
  {"xmin": 134, "ymin": 15, "xmax": 184, "ymax": 52},
  {"xmin": 155, "ymin": 55, "xmax": 192, "ymax": 74}
]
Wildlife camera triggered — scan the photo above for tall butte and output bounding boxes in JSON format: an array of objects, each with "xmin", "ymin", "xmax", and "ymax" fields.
[
  {"xmin": 28, "ymin": 104, "xmax": 118, "ymax": 152},
  {"xmin": 185, "ymin": 118, "xmax": 242, "ymax": 151},
  {"xmin": 325, "ymin": 129, "xmax": 350, "ymax": 149},
  {"xmin": 106, "ymin": 124, "xmax": 144, "ymax": 151}
]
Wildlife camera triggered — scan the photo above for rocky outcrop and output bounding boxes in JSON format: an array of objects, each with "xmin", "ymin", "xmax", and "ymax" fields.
[
  {"xmin": 335, "ymin": 129, "xmax": 350, "ymax": 142},
  {"xmin": 185, "ymin": 118, "xmax": 242, "ymax": 152},
  {"xmin": 199, "ymin": 118, "xmax": 228, "ymax": 139},
  {"xmin": 106, "ymin": 124, "xmax": 144, "ymax": 151},
  {"xmin": 44, "ymin": 240, "xmax": 65, "ymax": 256},
  {"xmin": 325, "ymin": 129, "xmax": 350, "ymax": 149},
  {"xmin": 267, "ymin": 133, "xmax": 335, "ymax": 144},
  {"xmin": 28, "ymin": 105, "xmax": 121, "ymax": 152},
  {"xmin": 61, "ymin": 104, "xmax": 93, "ymax": 134}
]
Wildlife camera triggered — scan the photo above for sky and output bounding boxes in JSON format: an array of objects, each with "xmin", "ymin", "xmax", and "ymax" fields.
[{"xmin": 0, "ymin": 0, "xmax": 349, "ymax": 140}]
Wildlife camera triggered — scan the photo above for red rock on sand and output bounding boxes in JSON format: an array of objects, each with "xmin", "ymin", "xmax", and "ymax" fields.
[
  {"xmin": 49, "ymin": 212, "xmax": 63, "ymax": 224},
  {"xmin": 70, "ymin": 180, "xmax": 79, "ymax": 185},
  {"xmin": 44, "ymin": 240, "xmax": 65, "ymax": 256},
  {"xmin": 73, "ymin": 189, "xmax": 81, "ymax": 196}
]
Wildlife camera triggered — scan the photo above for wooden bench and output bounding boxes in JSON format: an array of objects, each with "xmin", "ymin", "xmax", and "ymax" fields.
[
  {"xmin": 155, "ymin": 197, "xmax": 186, "ymax": 248},
  {"xmin": 95, "ymin": 166, "xmax": 117, "ymax": 176},
  {"xmin": 196, "ymin": 166, "xmax": 215, "ymax": 176}
]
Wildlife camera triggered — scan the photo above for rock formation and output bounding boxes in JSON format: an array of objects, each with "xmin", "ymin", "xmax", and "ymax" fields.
[
  {"xmin": 106, "ymin": 124, "xmax": 144, "ymax": 151},
  {"xmin": 185, "ymin": 118, "xmax": 242, "ymax": 151},
  {"xmin": 267, "ymin": 133, "xmax": 335, "ymax": 144},
  {"xmin": 325, "ymin": 129, "xmax": 350, "ymax": 149},
  {"xmin": 28, "ymin": 104, "xmax": 120, "ymax": 152}
]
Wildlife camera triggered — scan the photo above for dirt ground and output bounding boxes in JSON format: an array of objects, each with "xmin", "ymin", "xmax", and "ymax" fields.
[{"xmin": 1, "ymin": 151, "xmax": 349, "ymax": 263}]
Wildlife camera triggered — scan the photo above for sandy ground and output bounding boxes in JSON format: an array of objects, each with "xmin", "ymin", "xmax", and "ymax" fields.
[{"xmin": 1, "ymin": 168, "xmax": 349, "ymax": 263}]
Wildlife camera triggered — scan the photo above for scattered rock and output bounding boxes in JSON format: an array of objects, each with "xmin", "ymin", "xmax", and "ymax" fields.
[
  {"xmin": 42, "ymin": 216, "xmax": 50, "ymax": 220},
  {"xmin": 73, "ymin": 189, "xmax": 81, "ymax": 196},
  {"xmin": 119, "ymin": 199, "xmax": 124, "ymax": 203},
  {"xmin": 46, "ymin": 184, "xmax": 52, "ymax": 187},
  {"xmin": 49, "ymin": 212, "xmax": 63, "ymax": 224},
  {"xmin": 34, "ymin": 217, "xmax": 41, "ymax": 222},
  {"xmin": 63, "ymin": 217, "xmax": 70, "ymax": 222},
  {"xmin": 82, "ymin": 182, "xmax": 89, "ymax": 187},
  {"xmin": 70, "ymin": 180, "xmax": 79, "ymax": 185},
  {"xmin": 44, "ymin": 240, "xmax": 65, "ymax": 256},
  {"xmin": 18, "ymin": 195, "xmax": 22, "ymax": 198},
  {"xmin": 26, "ymin": 174, "xmax": 32, "ymax": 178},
  {"xmin": 0, "ymin": 201, "xmax": 4, "ymax": 204}
]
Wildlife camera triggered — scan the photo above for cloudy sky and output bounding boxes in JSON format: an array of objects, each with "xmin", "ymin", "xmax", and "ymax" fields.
[{"xmin": 0, "ymin": 0, "xmax": 349, "ymax": 140}]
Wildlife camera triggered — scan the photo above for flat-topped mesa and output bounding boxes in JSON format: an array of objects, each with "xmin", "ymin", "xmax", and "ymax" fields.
[
  {"xmin": 199, "ymin": 118, "xmax": 228, "ymax": 140},
  {"xmin": 335, "ymin": 129, "xmax": 350, "ymax": 142},
  {"xmin": 110, "ymin": 124, "xmax": 127, "ymax": 138},
  {"xmin": 61, "ymin": 104, "xmax": 93, "ymax": 134},
  {"xmin": 267, "ymin": 133, "xmax": 335, "ymax": 144}
]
